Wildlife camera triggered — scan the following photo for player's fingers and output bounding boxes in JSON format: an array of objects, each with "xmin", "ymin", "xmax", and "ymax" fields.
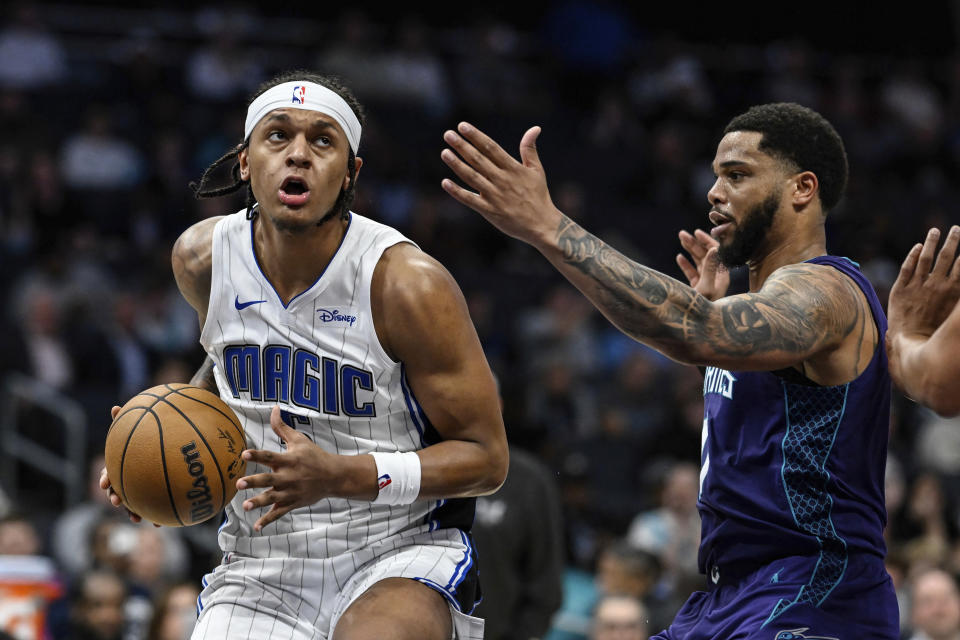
[
  {"xmin": 896, "ymin": 243, "xmax": 923, "ymax": 285},
  {"xmin": 241, "ymin": 488, "xmax": 279, "ymax": 512},
  {"xmin": 253, "ymin": 503, "xmax": 295, "ymax": 532},
  {"xmin": 456, "ymin": 121, "xmax": 520, "ymax": 171},
  {"xmin": 443, "ymin": 129, "xmax": 503, "ymax": 180},
  {"xmin": 236, "ymin": 472, "xmax": 276, "ymax": 490},
  {"xmin": 917, "ymin": 227, "xmax": 941, "ymax": 276},
  {"xmin": 99, "ymin": 467, "xmax": 111, "ymax": 490},
  {"xmin": 440, "ymin": 178, "xmax": 494, "ymax": 216},
  {"xmin": 269, "ymin": 406, "xmax": 302, "ymax": 445},
  {"xmin": 440, "ymin": 147, "xmax": 497, "ymax": 196},
  {"xmin": 676, "ymin": 254, "xmax": 699, "ymax": 285},
  {"xmin": 934, "ymin": 224, "xmax": 960, "ymax": 277},
  {"xmin": 702, "ymin": 247, "xmax": 720, "ymax": 286},
  {"xmin": 518, "ymin": 126, "xmax": 542, "ymax": 170},
  {"xmin": 678, "ymin": 230, "xmax": 706, "ymax": 264},
  {"xmin": 242, "ymin": 448, "xmax": 279, "ymax": 467},
  {"xmin": 110, "ymin": 405, "xmax": 121, "ymax": 420},
  {"xmin": 694, "ymin": 228, "xmax": 720, "ymax": 249}
]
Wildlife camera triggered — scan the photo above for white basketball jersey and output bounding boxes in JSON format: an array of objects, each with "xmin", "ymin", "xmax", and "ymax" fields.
[{"xmin": 200, "ymin": 210, "xmax": 463, "ymax": 559}]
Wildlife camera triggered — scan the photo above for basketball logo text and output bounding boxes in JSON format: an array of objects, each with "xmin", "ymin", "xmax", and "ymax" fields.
[
  {"xmin": 703, "ymin": 367, "xmax": 737, "ymax": 399},
  {"xmin": 222, "ymin": 344, "xmax": 376, "ymax": 417},
  {"xmin": 181, "ymin": 441, "xmax": 215, "ymax": 522}
]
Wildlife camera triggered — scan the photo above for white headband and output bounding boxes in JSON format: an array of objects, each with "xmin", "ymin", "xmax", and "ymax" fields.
[{"xmin": 244, "ymin": 81, "xmax": 361, "ymax": 153}]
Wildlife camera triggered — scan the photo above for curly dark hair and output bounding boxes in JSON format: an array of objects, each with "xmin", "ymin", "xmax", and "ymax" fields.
[
  {"xmin": 190, "ymin": 70, "xmax": 366, "ymax": 223},
  {"xmin": 723, "ymin": 103, "xmax": 849, "ymax": 212}
]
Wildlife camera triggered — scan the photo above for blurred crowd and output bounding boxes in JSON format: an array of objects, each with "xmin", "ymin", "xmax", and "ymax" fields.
[{"xmin": 1, "ymin": 2, "xmax": 960, "ymax": 639}]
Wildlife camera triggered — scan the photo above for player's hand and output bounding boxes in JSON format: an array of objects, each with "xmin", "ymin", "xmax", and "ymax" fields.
[
  {"xmin": 887, "ymin": 226, "xmax": 960, "ymax": 388},
  {"xmin": 237, "ymin": 407, "xmax": 342, "ymax": 532},
  {"xmin": 887, "ymin": 226, "xmax": 960, "ymax": 340},
  {"xmin": 676, "ymin": 229, "xmax": 730, "ymax": 301},
  {"xmin": 100, "ymin": 405, "xmax": 150, "ymax": 525},
  {"xmin": 441, "ymin": 123, "xmax": 561, "ymax": 248}
]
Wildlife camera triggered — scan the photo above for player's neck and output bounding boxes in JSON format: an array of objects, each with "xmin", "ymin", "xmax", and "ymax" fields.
[
  {"xmin": 746, "ymin": 226, "xmax": 827, "ymax": 291},
  {"xmin": 253, "ymin": 213, "xmax": 349, "ymax": 305}
]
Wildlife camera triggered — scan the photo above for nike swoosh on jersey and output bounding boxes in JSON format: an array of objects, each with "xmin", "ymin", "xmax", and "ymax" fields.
[{"xmin": 234, "ymin": 295, "xmax": 267, "ymax": 310}]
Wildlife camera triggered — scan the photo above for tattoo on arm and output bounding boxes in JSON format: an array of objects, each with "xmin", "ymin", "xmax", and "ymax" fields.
[
  {"xmin": 190, "ymin": 356, "xmax": 218, "ymax": 393},
  {"xmin": 554, "ymin": 215, "xmax": 861, "ymax": 362}
]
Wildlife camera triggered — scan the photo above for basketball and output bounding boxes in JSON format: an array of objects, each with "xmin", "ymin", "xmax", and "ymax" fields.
[{"xmin": 104, "ymin": 383, "xmax": 247, "ymax": 527}]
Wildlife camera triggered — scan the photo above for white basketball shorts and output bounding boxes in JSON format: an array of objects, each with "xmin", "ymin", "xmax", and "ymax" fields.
[{"xmin": 191, "ymin": 527, "xmax": 483, "ymax": 639}]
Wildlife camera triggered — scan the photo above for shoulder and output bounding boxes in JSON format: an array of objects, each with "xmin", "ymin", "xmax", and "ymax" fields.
[
  {"xmin": 374, "ymin": 242, "xmax": 462, "ymax": 306},
  {"xmin": 371, "ymin": 242, "xmax": 469, "ymax": 361},
  {"xmin": 172, "ymin": 215, "xmax": 225, "ymax": 315},
  {"xmin": 172, "ymin": 215, "xmax": 223, "ymax": 267},
  {"xmin": 760, "ymin": 262, "xmax": 864, "ymax": 307}
]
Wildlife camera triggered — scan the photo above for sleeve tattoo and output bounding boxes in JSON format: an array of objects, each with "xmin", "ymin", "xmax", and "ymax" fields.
[{"xmin": 555, "ymin": 215, "xmax": 860, "ymax": 361}]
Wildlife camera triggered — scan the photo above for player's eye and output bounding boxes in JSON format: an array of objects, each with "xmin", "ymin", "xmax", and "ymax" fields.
[
  {"xmin": 267, "ymin": 130, "xmax": 286, "ymax": 141},
  {"xmin": 314, "ymin": 136, "xmax": 331, "ymax": 147}
]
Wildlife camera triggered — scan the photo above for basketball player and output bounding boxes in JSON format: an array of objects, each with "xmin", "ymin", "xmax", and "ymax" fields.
[
  {"xmin": 441, "ymin": 103, "xmax": 898, "ymax": 637},
  {"xmin": 886, "ymin": 224, "xmax": 960, "ymax": 416},
  {"xmin": 101, "ymin": 70, "xmax": 508, "ymax": 639}
]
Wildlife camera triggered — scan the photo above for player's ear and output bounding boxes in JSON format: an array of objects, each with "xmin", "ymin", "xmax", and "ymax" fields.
[
  {"xmin": 238, "ymin": 146, "xmax": 250, "ymax": 182},
  {"xmin": 792, "ymin": 170, "xmax": 818, "ymax": 208},
  {"xmin": 345, "ymin": 156, "xmax": 363, "ymax": 190}
]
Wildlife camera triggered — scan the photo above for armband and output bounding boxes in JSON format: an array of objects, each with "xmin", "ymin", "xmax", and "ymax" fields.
[{"xmin": 370, "ymin": 451, "xmax": 422, "ymax": 505}]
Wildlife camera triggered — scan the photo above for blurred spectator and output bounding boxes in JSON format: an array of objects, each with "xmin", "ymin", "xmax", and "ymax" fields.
[
  {"xmin": 589, "ymin": 595, "xmax": 648, "ymax": 640},
  {"xmin": 0, "ymin": 2, "xmax": 66, "ymax": 90},
  {"xmin": 0, "ymin": 513, "xmax": 42, "ymax": 556},
  {"xmin": 58, "ymin": 569, "xmax": 128, "ymax": 640},
  {"xmin": 145, "ymin": 582, "xmax": 200, "ymax": 640},
  {"xmin": 12, "ymin": 282, "xmax": 73, "ymax": 390},
  {"xmin": 185, "ymin": 9, "xmax": 262, "ymax": 103},
  {"xmin": 0, "ymin": 515, "xmax": 62, "ymax": 640},
  {"xmin": 60, "ymin": 106, "xmax": 145, "ymax": 192},
  {"xmin": 473, "ymin": 445, "xmax": 564, "ymax": 640},
  {"xmin": 625, "ymin": 462, "xmax": 700, "ymax": 585},
  {"xmin": 547, "ymin": 540, "xmax": 662, "ymax": 640},
  {"xmin": 51, "ymin": 456, "xmax": 189, "ymax": 584},
  {"xmin": 908, "ymin": 568, "xmax": 960, "ymax": 640}
]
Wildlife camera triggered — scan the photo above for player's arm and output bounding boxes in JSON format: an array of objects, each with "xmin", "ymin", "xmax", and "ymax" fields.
[
  {"xmin": 441, "ymin": 123, "xmax": 860, "ymax": 372},
  {"xmin": 887, "ymin": 226, "xmax": 960, "ymax": 416},
  {"xmin": 373, "ymin": 243, "xmax": 509, "ymax": 500},
  {"xmin": 171, "ymin": 216, "xmax": 222, "ymax": 393}
]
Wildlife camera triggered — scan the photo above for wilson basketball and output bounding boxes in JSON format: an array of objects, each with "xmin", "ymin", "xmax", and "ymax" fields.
[{"xmin": 104, "ymin": 383, "xmax": 246, "ymax": 527}]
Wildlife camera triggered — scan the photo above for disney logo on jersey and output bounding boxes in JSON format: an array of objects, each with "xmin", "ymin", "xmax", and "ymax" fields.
[
  {"xmin": 317, "ymin": 308, "xmax": 358, "ymax": 326},
  {"xmin": 774, "ymin": 628, "xmax": 838, "ymax": 640},
  {"xmin": 703, "ymin": 366, "xmax": 737, "ymax": 399}
]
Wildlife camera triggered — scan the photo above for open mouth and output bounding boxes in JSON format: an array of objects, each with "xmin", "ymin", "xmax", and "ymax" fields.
[
  {"xmin": 279, "ymin": 176, "xmax": 311, "ymax": 206},
  {"xmin": 281, "ymin": 177, "xmax": 308, "ymax": 195}
]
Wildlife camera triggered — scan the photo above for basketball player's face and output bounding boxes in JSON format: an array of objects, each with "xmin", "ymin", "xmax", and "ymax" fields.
[
  {"xmin": 239, "ymin": 108, "xmax": 361, "ymax": 233},
  {"xmin": 707, "ymin": 131, "xmax": 788, "ymax": 267}
]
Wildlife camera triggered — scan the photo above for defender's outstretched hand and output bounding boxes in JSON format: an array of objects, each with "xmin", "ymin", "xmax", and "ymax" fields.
[
  {"xmin": 887, "ymin": 226, "xmax": 960, "ymax": 342},
  {"xmin": 886, "ymin": 225, "xmax": 960, "ymax": 415},
  {"xmin": 677, "ymin": 229, "xmax": 729, "ymax": 301},
  {"xmin": 441, "ymin": 123, "xmax": 561, "ymax": 247}
]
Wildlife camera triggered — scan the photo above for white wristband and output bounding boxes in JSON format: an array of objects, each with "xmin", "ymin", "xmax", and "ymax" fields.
[{"xmin": 370, "ymin": 451, "xmax": 422, "ymax": 505}]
